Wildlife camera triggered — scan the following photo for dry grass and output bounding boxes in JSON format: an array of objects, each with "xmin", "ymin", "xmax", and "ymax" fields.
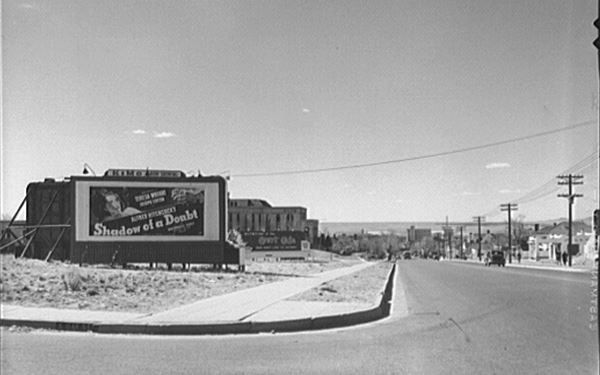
[
  {"xmin": 0, "ymin": 252, "xmax": 374, "ymax": 313},
  {"xmin": 288, "ymin": 261, "xmax": 392, "ymax": 305}
]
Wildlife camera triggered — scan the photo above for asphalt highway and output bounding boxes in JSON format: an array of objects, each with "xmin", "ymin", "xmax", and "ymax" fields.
[{"xmin": 2, "ymin": 259, "xmax": 598, "ymax": 374}]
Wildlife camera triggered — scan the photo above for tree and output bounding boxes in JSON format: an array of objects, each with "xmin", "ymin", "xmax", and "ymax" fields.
[
  {"xmin": 331, "ymin": 234, "xmax": 358, "ymax": 255},
  {"xmin": 420, "ymin": 236, "xmax": 436, "ymax": 253},
  {"xmin": 324, "ymin": 235, "xmax": 332, "ymax": 250},
  {"xmin": 512, "ymin": 215, "xmax": 531, "ymax": 251}
]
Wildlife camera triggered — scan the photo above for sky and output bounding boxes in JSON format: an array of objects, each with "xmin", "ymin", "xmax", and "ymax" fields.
[{"xmin": 2, "ymin": 0, "xmax": 599, "ymax": 223}]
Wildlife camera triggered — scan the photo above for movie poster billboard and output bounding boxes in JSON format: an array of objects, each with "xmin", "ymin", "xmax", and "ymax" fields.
[
  {"xmin": 90, "ymin": 186, "xmax": 204, "ymax": 236},
  {"xmin": 74, "ymin": 180, "xmax": 222, "ymax": 242}
]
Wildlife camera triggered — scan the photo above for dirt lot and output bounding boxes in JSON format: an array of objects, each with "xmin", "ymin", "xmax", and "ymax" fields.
[
  {"xmin": 0, "ymin": 252, "xmax": 391, "ymax": 314},
  {"xmin": 288, "ymin": 261, "xmax": 392, "ymax": 305}
]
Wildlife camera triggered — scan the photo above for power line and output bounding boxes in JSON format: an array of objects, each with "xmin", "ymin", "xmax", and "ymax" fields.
[
  {"xmin": 233, "ymin": 120, "xmax": 596, "ymax": 177},
  {"xmin": 515, "ymin": 152, "xmax": 598, "ymax": 205},
  {"xmin": 486, "ymin": 151, "xmax": 596, "ymax": 211},
  {"xmin": 478, "ymin": 151, "xmax": 598, "ymax": 217},
  {"xmin": 484, "ymin": 153, "xmax": 596, "ymax": 214},
  {"xmin": 516, "ymin": 154, "xmax": 597, "ymax": 204}
]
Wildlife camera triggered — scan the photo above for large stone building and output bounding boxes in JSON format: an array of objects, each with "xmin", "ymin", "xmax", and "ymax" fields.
[{"xmin": 227, "ymin": 198, "xmax": 319, "ymax": 245}]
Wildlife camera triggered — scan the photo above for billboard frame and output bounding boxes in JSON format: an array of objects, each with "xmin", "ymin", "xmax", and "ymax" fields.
[{"xmin": 69, "ymin": 175, "xmax": 228, "ymax": 265}]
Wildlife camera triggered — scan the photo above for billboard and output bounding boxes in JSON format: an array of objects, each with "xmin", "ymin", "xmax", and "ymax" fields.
[
  {"xmin": 74, "ymin": 180, "xmax": 222, "ymax": 242},
  {"xmin": 242, "ymin": 231, "xmax": 306, "ymax": 251}
]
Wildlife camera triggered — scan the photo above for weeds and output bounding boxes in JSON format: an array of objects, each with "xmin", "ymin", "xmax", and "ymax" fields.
[{"xmin": 62, "ymin": 268, "xmax": 84, "ymax": 292}]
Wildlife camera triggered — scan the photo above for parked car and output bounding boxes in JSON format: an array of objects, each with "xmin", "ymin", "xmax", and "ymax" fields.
[{"xmin": 485, "ymin": 251, "xmax": 506, "ymax": 267}]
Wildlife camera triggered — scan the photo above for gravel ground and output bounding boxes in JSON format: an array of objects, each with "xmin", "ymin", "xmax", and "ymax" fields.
[{"xmin": 0, "ymin": 252, "xmax": 387, "ymax": 313}]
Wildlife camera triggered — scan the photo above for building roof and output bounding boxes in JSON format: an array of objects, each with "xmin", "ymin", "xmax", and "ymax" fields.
[
  {"xmin": 229, "ymin": 199, "xmax": 272, "ymax": 208},
  {"xmin": 229, "ymin": 198, "xmax": 308, "ymax": 211},
  {"xmin": 535, "ymin": 221, "xmax": 591, "ymax": 236}
]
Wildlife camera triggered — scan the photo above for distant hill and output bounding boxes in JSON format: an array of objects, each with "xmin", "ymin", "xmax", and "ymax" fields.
[
  {"xmin": 319, "ymin": 217, "xmax": 593, "ymax": 235},
  {"xmin": 320, "ymin": 221, "xmax": 506, "ymax": 235}
]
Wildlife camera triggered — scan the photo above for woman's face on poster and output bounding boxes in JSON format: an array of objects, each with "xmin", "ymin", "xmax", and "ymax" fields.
[{"xmin": 104, "ymin": 193, "xmax": 122, "ymax": 216}]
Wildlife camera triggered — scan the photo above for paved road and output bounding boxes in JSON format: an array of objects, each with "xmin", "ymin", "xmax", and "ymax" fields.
[{"xmin": 2, "ymin": 260, "xmax": 598, "ymax": 374}]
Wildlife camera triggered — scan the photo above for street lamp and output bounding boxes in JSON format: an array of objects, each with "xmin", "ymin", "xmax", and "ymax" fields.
[{"xmin": 82, "ymin": 163, "xmax": 96, "ymax": 176}]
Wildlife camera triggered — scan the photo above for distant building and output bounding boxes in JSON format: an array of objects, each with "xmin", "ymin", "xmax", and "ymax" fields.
[
  {"xmin": 465, "ymin": 230, "xmax": 498, "ymax": 259},
  {"xmin": 407, "ymin": 226, "xmax": 432, "ymax": 244},
  {"xmin": 528, "ymin": 221, "xmax": 592, "ymax": 261},
  {"xmin": 227, "ymin": 198, "xmax": 319, "ymax": 246},
  {"xmin": 303, "ymin": 219, "xmax": 319, "ymax": 246}
]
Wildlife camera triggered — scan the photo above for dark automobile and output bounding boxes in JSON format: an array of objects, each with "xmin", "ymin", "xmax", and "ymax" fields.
[
  {"xmin": 485, "ymin": 251, "xmax": 506, "ymax": 267},
  {"xmin": 426, "ymin": 252, "xmax": 440, "ymax": 260},
  {"xmin": 402, "ymin": 251, "xmax": 412, "ymax": 260}
]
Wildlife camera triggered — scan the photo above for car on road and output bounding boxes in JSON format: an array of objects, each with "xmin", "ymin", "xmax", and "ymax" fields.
[
  {"xmin": 426, "ymin": 252, "xmax": 440, "ymax": 260},
  {"xmin": 485, "ymin": 251, "xmax": 506, "ymax": 267}
]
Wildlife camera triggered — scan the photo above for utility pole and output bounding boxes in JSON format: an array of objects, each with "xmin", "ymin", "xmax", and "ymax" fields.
[
  {"xmin": 473, "ymin": 216, "xmax": 485, "ymax": 261},
  {"xmin": 458, "ymin": 226, "xmax": 464, "ymax": 258},
  {"xmin": 500, "ymin": 203, "xmax": 518, "ymax": 264},
  {"xmin": 592, "ymin": 7, "xmax": 599, "ymax": 348},
  {"xmin": 557, "ymin": 174, "xmax": 583, "ymax": 267},
  {"xmin": 594, "ymin": 209, "xmax": 599, "ymax": 256},
  {"xmin": 444, "ymin": 216, "xmax": 452, "ymax": 259}
]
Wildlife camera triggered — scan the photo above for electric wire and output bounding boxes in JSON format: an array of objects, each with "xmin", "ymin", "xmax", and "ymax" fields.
[
  {"xmin": 477, "ymin": 151, "xmax": 599, "ymax": 218},
  {"xmin": 513, "ymin": 153, "xmax": 598, "ymax": 205},
  {"xmin": 232, "ymin": 120, "xmax": 596, "ymax": 178},
  {"xmin": 516, "ymin": 153, "xmax": 597, "ymax": 205}
]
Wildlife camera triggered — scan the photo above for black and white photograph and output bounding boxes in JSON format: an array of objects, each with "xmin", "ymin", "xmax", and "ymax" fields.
[{"xmin": 1, "ymin": 0, "xmax": 599, "ymax": 374}]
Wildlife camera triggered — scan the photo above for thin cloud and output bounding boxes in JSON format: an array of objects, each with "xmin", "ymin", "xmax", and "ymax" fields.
[
  {"xmin": 132, "ymin": 129, "xmax": 146, "ymax": 135},
  {"xmin": 486, "ymin": 162, "xmax": 511, "ymax": 169},
  {"xmin": 154, "ymin": 132, "xmax": 175, "ymax": 138},
  {"xmin": 499, "ymin": 189, "xmax": 521, "ymax": 194},
  {"xmin": 460, "ymin": 191, "xmax": 480, "ymax": 196}
]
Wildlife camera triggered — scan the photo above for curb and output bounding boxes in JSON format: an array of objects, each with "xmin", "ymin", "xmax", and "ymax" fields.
[
  {"xmin": 506, "ymin": 264, "xmax": 591, "ymax": 273},
  {"xmin": 447, "ymin": 259, "xmax": 593, "ymax": 273},
  {"xmin": 1, "ymin": 263, "xmax": 397, "ymax": 335},
  {"xmin": 98, "ymin": 321, "xmax": 253, "ymax": 335},
  {"xmin": 0, "ymin": 319, "xmax": 96, "ymax": 333}
]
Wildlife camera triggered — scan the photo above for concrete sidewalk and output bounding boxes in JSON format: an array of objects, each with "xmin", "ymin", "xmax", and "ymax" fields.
[
  {"xmin": 134, "ymin": 261, "xmax": 375, "ymax": 324},
  {"xmin": 1, "ymin": 261, "xmax": 396, "ymax": 335}
]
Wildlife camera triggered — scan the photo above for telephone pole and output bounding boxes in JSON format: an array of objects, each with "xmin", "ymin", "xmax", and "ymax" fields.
[
  {"xmin": 592, "ymin": 6, "xmax": 599, "ymax": 348},
  {"xmin": 473, "ymin": 216, "xmax": 485, "ymax": 261},
  {"xmin": 443, "ymin": 216, "xmax": 453, "ymax": 259},
  {"xmin": 500, "ymin": 203, "xmax": 518, "ymax": 264},
  {"xmin": 458, "ymin": 225, "xmax": 464, "ymax": 258},
  {"xmin": 557, "ymin": 174, "xmax": 583, "ymax": 267}
]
